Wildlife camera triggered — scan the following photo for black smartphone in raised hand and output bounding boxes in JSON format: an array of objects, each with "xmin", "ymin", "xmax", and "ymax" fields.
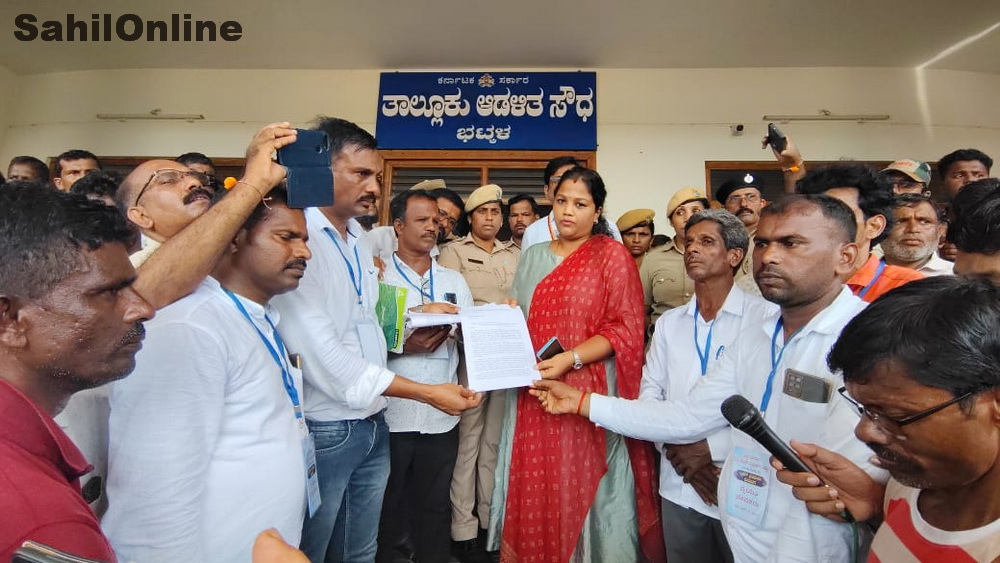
[
  {"xmin": 765, "ymin": 123, "xmax": 787, "ymax": 154},
  {"xmin": 276, "ymin": 128, "xmax": 334, "ymax": 209}
]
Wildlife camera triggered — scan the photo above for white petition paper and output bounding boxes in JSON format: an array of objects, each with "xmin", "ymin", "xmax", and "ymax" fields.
[{"xmin": 459, "ymin": 304, "xmax": 537, "ymax": 392}]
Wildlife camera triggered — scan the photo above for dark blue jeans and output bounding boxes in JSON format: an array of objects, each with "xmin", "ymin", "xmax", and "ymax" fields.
[{"xmin": 300, "ymin": 412, "xmax": 390, "ymax": 563}]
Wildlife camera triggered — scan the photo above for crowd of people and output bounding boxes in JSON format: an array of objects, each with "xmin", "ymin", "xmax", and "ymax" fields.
[{"xmin": 0, "ymin": 117, "xmax": 997, "ymax": 563}]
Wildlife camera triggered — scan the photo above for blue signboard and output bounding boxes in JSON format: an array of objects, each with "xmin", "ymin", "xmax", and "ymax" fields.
[{"xmin": 375, "ymin": 72, "xmax": 597, "ymax": 150}]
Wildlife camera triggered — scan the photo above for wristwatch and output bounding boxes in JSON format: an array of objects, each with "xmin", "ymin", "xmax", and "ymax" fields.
[{"xmin": 571, "ymin": 349, "xmax": 583, "ymax": 370}]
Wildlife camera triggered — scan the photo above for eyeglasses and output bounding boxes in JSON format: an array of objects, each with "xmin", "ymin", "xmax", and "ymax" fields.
[
  {"xmin": 436, "ymin": 209, "xmax": 459, "ymax": 228},
  {"xmin": 837, "ymin": 386, "xmax": 981, "ymax": 434},
  {"xmin": 725, "ymin": 193, "xmax": 761, "ymax": 205},
  {"xmin": 548, "ymin": 175, "xmax": 563, "ymax": 185},
  {"xmin": 134, "ymin": 169, "xmax": 211, "ymax": 206},
  {"xmin": 890, "ymin": 179, "xmax": 923, "ymax": 189}
]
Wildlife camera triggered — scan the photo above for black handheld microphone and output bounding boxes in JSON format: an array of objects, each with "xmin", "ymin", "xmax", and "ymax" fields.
[
  {"xmin": 721, "ymin": 394, "xmax": 811, "ymax": 473},
  {"xmin": 721, "ymin": 394, "xmax": 855, "ymax": 522}
]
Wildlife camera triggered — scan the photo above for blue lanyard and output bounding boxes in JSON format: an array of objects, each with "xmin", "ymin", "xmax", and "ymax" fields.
[
  {"xmin": 761, "ymin": 318, "xmax": 802, "ymax": 413},
  {"xmin": 392, "ymin": 253, "xmax": 434, "ymax": 302},
  {"xmin": 323, "ymin": 227, "xmax": 363, "ymax": 305},
  {"xmin": 856, "ymin": 260, "xmax": 886, "ymax": 300},
  {"xmin": 222, "ymin": 288, "xmax": 303, "ymax": 419},
  {"xmin": 693, "ymin": 303, "xmax": 717, "ymax": 376}
]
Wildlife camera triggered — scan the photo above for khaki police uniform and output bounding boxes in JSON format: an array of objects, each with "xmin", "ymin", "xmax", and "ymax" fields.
[{"xmin": 639, "ymin": 237, "xmax": 695, "ymax": 326}]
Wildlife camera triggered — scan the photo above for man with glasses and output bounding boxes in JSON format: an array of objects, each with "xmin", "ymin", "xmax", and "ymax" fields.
[
  {"xmin": 773, "ymin": 276, "xmax": 1000, "ymax": 561},
  {"xmin": 880, "ymin": 159, "xmax": 932, "ymax": 197},
  {"xmin": 377, "ymin": 189, "xmax": 473, "ymax": 563},
  {"xmin": 117, "ymin": 161, "xmax": 216, "ymax": 267},
  {"xmin": 716, "ymin": 174, "xmax": 766, "ymax": 296},
  {"xmin": 532, "ymin": 195, "xmax": 886, "ymax": 563},
  {"xmin": 520, "ymin": 156, "xmax": 622, "ymax": 250}
]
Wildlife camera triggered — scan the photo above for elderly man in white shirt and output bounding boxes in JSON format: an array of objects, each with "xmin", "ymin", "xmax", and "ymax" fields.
[
  {"xmin": 533, "ymin": 195, "xmax": 888, "ymax": 563},
  {"xmin": 376, "ymin": 189, "xmax": 474, "ymax": 563},
  {"xmin": 880, "ymin": 193, "xmax": 954, "ymax": 277},
  {"xmin": 640, "ymin": 209, "xmax": 775, "ymax": 563},
  {"xmin": 270, "ymin": 118, "xmax": 481, "ymax": 563},
  {"xmin": 104, "ymin": 187, "xmax": 314, "ymax": 562}
]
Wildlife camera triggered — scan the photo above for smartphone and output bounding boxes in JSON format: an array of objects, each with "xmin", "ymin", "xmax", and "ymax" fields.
[
  {"xmin": 765, "ymin": 123, "xmax": 787, "ymax": 154},
  {"xmin": 782, "ymin": 369, "xmax": 832, "ymax": 403},
  {"xmin": 536, "ymin": 336, "xmax": 565, "ymax": 361},
  {"xmin": 276, "ymin": 129, "xmax": 334, "ymax": 209},
  {"xmin": 443, "ymin": 292, "xmax": 457, "ymax": 304}
]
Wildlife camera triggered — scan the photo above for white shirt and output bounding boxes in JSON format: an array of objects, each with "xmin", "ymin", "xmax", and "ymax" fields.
[
  {"xmin": 918, "ymin": 253, "xmax": 954, "ymax": 276},
  {"xmin": 367, "ymin": 225, "xmax": 440, "ymax": 264},
  {"xmin": 639, "ymin": 285, "xmax": 776, "ymax": 519},
  {"xmin": 54, "ymin": 385, "xmax": 111, "ymax": 516},
  {"xmin": 104, "ymin": 277, "xmax": 306, "ymax": 563},
  {"xmin": 520, "ymin": 212, "xmax": 623, "ymax": 250},
  {"xmin": 382, "ymin": 255, "xmax": 473, "ymax": 434},
  {"xmin": 271, "ymin": 209, "xmax": 394, "ymax": 421},
  {"xmin": 590, "ymin": 286, "xmax": 888, "ymax": 563}
]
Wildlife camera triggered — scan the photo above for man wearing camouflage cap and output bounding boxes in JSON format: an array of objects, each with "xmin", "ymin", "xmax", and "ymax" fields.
[{"xmin": 881, "ymin": 159, "xmax": 932, "ymax": 197}]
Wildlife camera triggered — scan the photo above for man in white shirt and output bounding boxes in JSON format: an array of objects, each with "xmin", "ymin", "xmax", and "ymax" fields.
[
  {"xmin": 377, "ymin": 189, "xmax": 474, "ymax": 563},
  {"xmin": 533, "ymin": 195, "xmax": 888, "ymax": 563},
  {"xmin": 520, "ymin": 156, "xmax": 621, "ymax": 249},
  {"xmin": 367, "ymin": 179, "xmax": 463, "ymax": 264},
  {"xmin": 104, "ymin": 187, "xmax": 314, "ymax": 562},
  {"xmin": 881, "ymin": 194, "xmax": 953, "ymax": 276},
  {"xmin": 642, "ymin": 209, "xmax": 774, "ymax": 563},
  {"xmin": 271, "ymin": 117, "xmax": 481, "ymax": 563}
]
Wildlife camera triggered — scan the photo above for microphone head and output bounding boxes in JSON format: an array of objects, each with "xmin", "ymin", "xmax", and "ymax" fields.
[{"xmin": 721, "ymin": 394, "xmax": 760, "ymax": 431}]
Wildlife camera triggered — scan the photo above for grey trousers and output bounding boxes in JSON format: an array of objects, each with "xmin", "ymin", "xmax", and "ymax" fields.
[{"xmin": 661, "ymin": 498, "xmax": 734, "ymax": 563}]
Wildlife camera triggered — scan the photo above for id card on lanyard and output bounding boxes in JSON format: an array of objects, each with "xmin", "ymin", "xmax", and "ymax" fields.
[
  {"xmin": 324, "ymin": 227, "xmax": 385, "ymax": 365},
  {"xmin": 222, "ymin": 288, "xmax": 322, "ymax": 517},
  {"xmin": 726, "ymin": 318, "xmax": 801, "ymax": 526}
]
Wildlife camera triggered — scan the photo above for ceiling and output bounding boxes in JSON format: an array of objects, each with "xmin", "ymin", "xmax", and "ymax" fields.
[{"xmin": 2, "ymin": 0, "xmax": 999, "ymax": 75}]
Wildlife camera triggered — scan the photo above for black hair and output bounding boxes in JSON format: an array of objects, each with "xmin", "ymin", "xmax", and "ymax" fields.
[
  {"xmin": 176, "ymin": 152, "xmax": 214, "ymax": 168},
  {"xmin": 430, "ymin": 187, "xmax": 467, "ymax": 237},
  {"xmin": 508, "ymin": 193, "xmax": 540, "ymax": 216},
  {"xmin": 795, "ymin": 164, "xmax": 894, "ymax": 246},
  {"xmin": 946, "ymin": 177, "xmax": 1000, "ymax": 254},
  {"xmin": 53, "ymin": 149, "xmax": 101, "ymax": 177},
  {"xmin": 829, "ymin": 276, "xmax": 1000, "ymax": 411},
  {"xmin": 241, "ymin": 185, "xmax": 291, "ymax": 234},
  {"xmin": 0, "ymin": 183, "xmax": 133, "ymax": 300},
  {"xmin": 544, "ymin": 156, "xmax": 581, "ymax": 186},
  {"xmin": 390, "ymin": 189, "xmax": 436, "ymax": 223},
  {"xmin": 938, "ymin": 148, "xmax": 993, "ymax": 178},
  {"xmin": 311, "ymin": 116, "xmax": 378, "ymax": 160},
  {"xmin": 8, "ymin": 156, "xmax": 50, "ymax": 183},
  {"xmin": 893, "ymin": 193, "xmax": 944, "ymax": 222},
  {"xmin": 553, "ymin": 166, "xmax": 613, "ymax": 237},
  {"xmin": 760, "ymin": 194, "xmax": 857, "ymax": 244},
  {"xmin": 69, "ymin": 170, "xmax": 122, "ymax": 201},
  {"xmin": 650, "ymin": 234, "xmax": 670, "ymax": 248}
]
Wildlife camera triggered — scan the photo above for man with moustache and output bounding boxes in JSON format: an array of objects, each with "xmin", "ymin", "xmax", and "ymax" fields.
[
  {"xmin": 773, "ymin": 277, "xmax": 1000, "ymax": 561},
  {"xmin": 532, "ymin": 195, "xmax": 887, "ymax": 562},
  {"xmin": 438, "ymin": 185, "xmax": 519, "ymax": 562},
  {"xmin": 715, "ymin": 174, "xmax": 766, "ymax": 296},
  {"xmin": 639, "ymin": 209, "xmax": 772, "ymax": 563},
  {"xmin": 0, "ymin": 184, "xmax": 155, "ymax": 560},
  {"xmin": 104, "ymin": 187, "xmax": 314, "ymax": 562},
  {"xmin": 881, "ymin": 194, "xmax": 953, "ymax": 276},
  {"xmin": 271, "ymin": 117, "xmax": 481, "ymax": 562},
  {"xmin": 377, "ymin": 189, "xmax": 474, "ymax": 563},
  {"xmin": 507, "ymin": 193, "xmax": 539, "ymax": 249},
  {"xmin": 368, "ymin": 180, "xmax": 466, "ymax": 263}
]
